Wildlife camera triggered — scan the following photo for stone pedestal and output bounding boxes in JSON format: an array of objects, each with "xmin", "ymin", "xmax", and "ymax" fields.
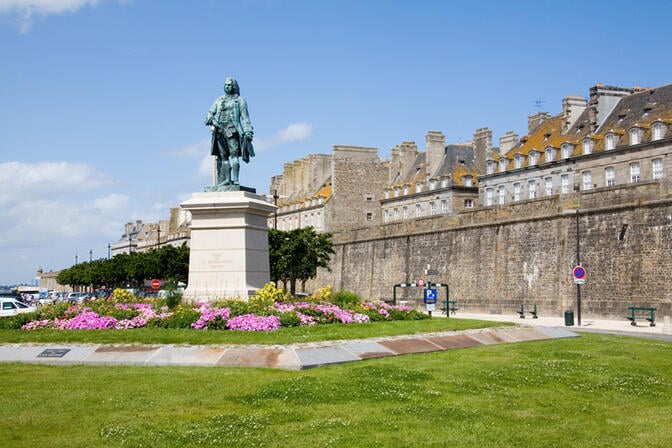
[{"xmin": 180, "ymin": 191, "xmax": 276, "ymax": 301}]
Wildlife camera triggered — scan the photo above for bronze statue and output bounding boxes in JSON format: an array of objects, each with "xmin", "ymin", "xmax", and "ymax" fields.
[{"xmin": 205, "ymin": 77, "xmax": 254, "ymax": 188}]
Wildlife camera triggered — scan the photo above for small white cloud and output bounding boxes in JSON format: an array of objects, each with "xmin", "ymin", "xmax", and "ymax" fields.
[
  {"xmin": 93, "ymin": 193, "xmax": 129, "ymax": 212},
  {"xmin": 0, "ymin": 161, "xmax": 113, "ymax": 205},
  {"xmin": 0, "ymin": 0, "xmax": 127, "ymax": 33},
  {"xmin": 254, "ymin": 122, "xmax": 312, "ymax": 152}
]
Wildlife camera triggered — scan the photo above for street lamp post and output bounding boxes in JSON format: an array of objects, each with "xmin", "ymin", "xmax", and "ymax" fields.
[
  {"xmin": 157, "ymin": 226, "xmax": 161, "ymax": 249},
  {"xmin": 273, "ymin": 189, "xmax": 279, "ymax": 230},
  {"xmin": 128, "ymin": 235, "xmax": 132, "ymax": 254},
  {"xmin": 107, "ymin": 243, "xmax": 111, "ymax": 259},
  {"xmin": 89, "ymin": 249, "xmax": 93, "ymax": 262}
]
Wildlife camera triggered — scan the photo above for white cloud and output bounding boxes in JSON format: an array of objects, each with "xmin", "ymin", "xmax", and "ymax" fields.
[
  {"xmin": 0, "ymin": 0, "xmax": 128, "ymax": 33},
  {"xmin": 254, "ymin": 122, "xmax": 312, "ymax": 152},
  {"xmin": 0, "ymin": 161, "xmax": 113, "ymax": 204},
  {"xmin": 93, "ymin": 193, "xmax": 129, "ymax": 212},
  {"xmin": 169, "ymin": 137, "xmax": 210, "ymax": 158}
]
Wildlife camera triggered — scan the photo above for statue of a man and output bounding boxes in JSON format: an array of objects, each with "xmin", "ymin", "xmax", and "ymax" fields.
[{"xmin": 205, "ymin": 77, "xmax": 254, "ymax": 187}]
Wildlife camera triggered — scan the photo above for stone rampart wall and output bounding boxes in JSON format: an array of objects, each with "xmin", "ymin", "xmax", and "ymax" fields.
[{"xmin": 310, "ymin": 185, "xmax": 672, "ymax": 319}]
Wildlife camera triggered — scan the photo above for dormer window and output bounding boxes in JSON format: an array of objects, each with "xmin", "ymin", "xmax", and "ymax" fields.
[
  {"xmin": 605, "ymin": 132, "xmax": 616, "ymax": 150},
  {"xmin": 629, "ymin": 126, "xmax": 643, "ymax": 145},
  {"xmin": 384, "ymin": 189, "xmax": 391, "ymax": 199},
  {"xmin": 393, "ymin": 186, "xmax": 401, "ymax": 197},
  {"xmin": 529, "ymin": 150, "xmax": 540, "ymax": 166},
  {"xmin": 544, "ymin": 146, "xmax": 557, "ymax": 162},
  {"xmin": 652, "ymin": 122, "xmax": 666, "ymax": 141},
  {"xmin": 415, "ymin": 182, "xmax": 423, "ymax": 193},
  {"xmin": 582, "ymin": 138, "xmax": 594, "ymax": 155},
  {"xmin": 514, "ymin": 154, "xmax": 524, "ymax": 169},
  {"xmin": 429, "ymin": 178, "xmax": 438, "ymax": 190},
  {"xmin": 463, "ymin": 175, "xmax": 473, "ymax": 187},
  {"xmin": 499, "ymin": 158, "xmax": 508, "ymax": 172},
  {"xmin": 440, "ymin": 176, "xmax": 450, "ymax": 188},
  {"xmin": 561, "ymin": 143, "xmax": 574, "ymax": 159},
  {"xmin": 403, "ymin": 185, "xmax": 410, "ymax": 195}
]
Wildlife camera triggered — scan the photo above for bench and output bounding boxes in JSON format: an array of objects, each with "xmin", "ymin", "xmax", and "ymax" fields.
[
  {"xmin": 441, "ymin": 300, "xmax": 458, "ymax": 316},
  {"xmin": 626, "ymin": 306, "xmax": 656, "ymax": 327},
  {"xmin": 517, "ymin": 304, "xmax": 539, "ymax": 319}
]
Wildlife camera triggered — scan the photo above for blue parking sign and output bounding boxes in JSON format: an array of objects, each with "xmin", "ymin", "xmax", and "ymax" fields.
[{"xmin": 424, "ymin": 288, "xmax": 437, "ymax": 304}]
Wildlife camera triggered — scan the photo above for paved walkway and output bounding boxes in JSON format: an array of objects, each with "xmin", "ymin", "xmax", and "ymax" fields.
[{"xmin": 1, "ymin": 311, "xmax": 670, "ymax": 370}]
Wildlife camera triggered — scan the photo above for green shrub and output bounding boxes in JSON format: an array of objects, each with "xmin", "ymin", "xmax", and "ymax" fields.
[
  {"xmin": 165, "ymin": 291, "xmax": 182, "ymax": 309},
  {"xmin": 332, "ymin": 290, "xmax": 362, "ymax": 308},
  {"xmin": 0, "ymin": 312, "xmax": 39, "ymax": 329},
  {"xmin": 278, "ymin": 312, "xmax": 301, "ymax": 327}
]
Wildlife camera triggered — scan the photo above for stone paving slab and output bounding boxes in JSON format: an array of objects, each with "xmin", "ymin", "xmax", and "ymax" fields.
[
  {"xmin": 86, "ymin": 345, "xmax": 160, "ymax": 365},
  {"xmin": 426, "ymin": 334, "xmax": 483, "ymax": 350},
  {"xmin": 146, "ymin": 346, "xmax": 226, "ymax": 367},
  {"xmin": 341, "ymin": 341, "xmax": 395, "ymax": 360},
  {"xmin": 379, "ymin": 338, "xmax": 443, "ymax": 355},
  {"xmin": 218, "ymin": 347, "xmax": 299, "ymax": 370},
  {"xmin": 294, "ymin": 345, "xmax": 360, "ymax": 369}
]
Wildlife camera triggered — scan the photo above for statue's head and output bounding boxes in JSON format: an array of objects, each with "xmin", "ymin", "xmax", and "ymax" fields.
[{"xmin": 224, "ymin": 77, "xmax": 240, "ymax": 95}]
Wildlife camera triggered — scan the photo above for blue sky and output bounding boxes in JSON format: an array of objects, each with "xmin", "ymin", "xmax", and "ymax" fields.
[{"xmin": 1, "ymin": 0, "xmax": 672, "ymax": 286}]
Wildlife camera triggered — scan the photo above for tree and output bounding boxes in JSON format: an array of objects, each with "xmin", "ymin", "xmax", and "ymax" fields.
[{"xmin": 269, "ymin": 227, "xmax": 334, "ymax": 294}]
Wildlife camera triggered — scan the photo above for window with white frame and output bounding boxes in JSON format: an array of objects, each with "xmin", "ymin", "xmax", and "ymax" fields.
[
  {"xmin": 582, "ymin": 139, "xmax": 593, "ymax": 154},
  {"xmin": 403, "ymin": 185, "xmax": 410, "ymax": 195},
  {"xmin": 402, "ymin": 206, "xmax": 408, "ymax": 219},
  {"xmin": 529, "ymin": 151, "xmax": 539, "ymax": 165},
  {"xmin": 430, "ymin": 202, "xmax": 436, "ymax": 215},
  {"xmin": 394, "ymin": 208, "xmax": 399, "ymax": 220},
  {"xmin": 561, "ymin": 174, "xmax": 569, "ymax": 194},
  {"xmin": 384, "ymin": 209, "xmax": 389, "ymax": 223},
  {"xmin": 514, "ymin": 154, "xmax": 523, "ymax": 169},
  {"xmin": 486, "ymin": 188, "xmax": 494, "ymax": 206},
  {"xmin": 561, "ymin": 144, "xmax": 573, "ymax": 159},
  {"xmin": 464, "ymin": 199, "xmax": 473, "ymax": 209},
  {"xmin": 498, "ymin": 186, "xmax": 506, "ymax": 205},
  {"xmin": 545, "ymin": 177, "xmax": 553, "ymax": 196},
  {"xmin": 545, "ymin": 147, "xmax": 556, "ymax": 162},
  {"xmin": 440, "ymin": 177, "xmax": 450, "ymax": 188},
  {"xmin": 499, "ymin": 159, "xmax": 508, "ymax": 171},
  {"xmin": 653, "ymin": 158, "xmax": 664, "ymax": 179},
  {"xmin": 605, "ymin": 167, "xmax": 615, "ymax": 187},
  {"xmin": 630, "ymin": 162, "xmax": 640, "ymax": 183},
  {"xmin": 582, "ymin": 171, "xmax": 592, "ymax": 191},
  {"xmin": 629, "ymin": 128, "xmax": 642, "ymax": 145},
  {"xmin": 463, "ymin": 176, "xmax": 473, "ymax": 187},
  {"xmin": 528, "ymin": 180, "xmax": 536, "ymax": 199},
  {"xmin": 487, "ymin": 161, "xmax": 496, "ymax": 174},
  {"xmin": 441, "ymin": 199, "xmax": 448, "ymax": 214},
  {"xmin": 366, "ymin": 212, "xmax": 373, "ymax": 221},
  {"xmin": 652, "ymin": 123, "xmax": 665, "ymax": 141},
  {"xmin": 415, "ymin": 203, "xmax": 422, "ymax": 217},
  {"xmin": 606, "ymin": 133, "xmax": 616, "ymax": 150},
  {"xmin": 513, "ymin": 183, "xmax": 521, "ymax": 201}
]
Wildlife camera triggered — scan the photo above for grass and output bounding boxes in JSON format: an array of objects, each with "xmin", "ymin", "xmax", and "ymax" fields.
[
  {"xmin": 1, "ymin": 333, "xmax": 671, "ymax": 447},
  {"xmin": 0, "ymin": 317, "xmax": 508, "ymax": 345}
]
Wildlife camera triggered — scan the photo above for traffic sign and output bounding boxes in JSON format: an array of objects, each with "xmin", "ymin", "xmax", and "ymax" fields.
[
  {"xmin": 572, "ymin": 266, "xmax": 586, "ymax": 284},
  {"xmin": 151, "ymin": 279, "xmax": 161, "ymax": 290},
  {"xmin": 424, "ymin": 288, "xmax": 437, "ymax": 304},
  {"xmin": 417, "ymin": 278, "xmax": 425, "ymax": 287},
  {"xmin": 426, "ymin": 269, "xmax": 439, "ymax": 276}
]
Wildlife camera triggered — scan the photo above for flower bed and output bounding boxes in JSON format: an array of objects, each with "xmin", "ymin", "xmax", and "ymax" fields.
[{"xmin": 17, "ymin": 295, "xmax": 426, "ymax": 332}]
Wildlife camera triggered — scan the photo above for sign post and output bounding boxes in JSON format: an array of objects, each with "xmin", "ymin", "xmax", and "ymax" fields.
[{"xmin": 424, "ymin": 288, "xmax": 437, "ymax": 318}]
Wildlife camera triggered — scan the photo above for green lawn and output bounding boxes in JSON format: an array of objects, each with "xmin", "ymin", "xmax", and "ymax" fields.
[{"xmin": 2, "ymin": 333, "xmax": 671, "ymax": 447}]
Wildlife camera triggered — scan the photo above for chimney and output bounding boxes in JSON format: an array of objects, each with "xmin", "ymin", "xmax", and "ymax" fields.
[
  {"xmin": 499, "ymin": 131, "xmax": 519, "ymax": 155},
  {"xmin": 124, "ymin": 222, "xmax": 133, "ymax": 237},
  {"xmin": 425, "ymin": 130, "xmax": 445, "ymax": 177},
  {"xmin": 589, "ymin": 84, "xmax": 635, "ymax": 133},
  {"xmin": 562, "ymin": 96, "xmax": 588, "ymax": 133},
  {"xmin": 528, "ymin": 112, "xmax": 551, "ymax": 133},
  {"xmin": 473, "ymin": 127, "xmax": 492, "ymax": 173}
]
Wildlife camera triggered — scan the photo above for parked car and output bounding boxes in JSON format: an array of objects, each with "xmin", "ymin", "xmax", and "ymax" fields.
[
  {"xmin": 0, "ymin": 297, "xmax": 37, "ymax": 317},
  {"xmin": 66, "ymin": 292, "xmax": 92, "ymax": 304}
]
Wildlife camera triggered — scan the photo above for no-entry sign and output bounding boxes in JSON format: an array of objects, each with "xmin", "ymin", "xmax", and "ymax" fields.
[
  {"xmin": 572, "ymin": 266, "xmax": 586, "ymax": 284},
  {"xmin": 151, "ymin": 279, "xmax": 161, "ymax": 290}
]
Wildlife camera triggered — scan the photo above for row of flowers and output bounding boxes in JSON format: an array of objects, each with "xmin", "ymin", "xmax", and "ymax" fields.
[{"xmin": 19, "ymin": 300, "xmax": 422, "ymax": 332}]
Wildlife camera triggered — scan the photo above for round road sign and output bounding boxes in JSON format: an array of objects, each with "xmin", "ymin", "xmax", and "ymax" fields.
[
  {"xmin": 417, "ymin": 278, "xmax": 425, "ymax": 287},
  {"xmin": 151, "ymin": 279, "xmax": 161, "ymax": 290},
  {"xmin": 572, "ymin": 266, "xmax": 586, "ymax": 280}
]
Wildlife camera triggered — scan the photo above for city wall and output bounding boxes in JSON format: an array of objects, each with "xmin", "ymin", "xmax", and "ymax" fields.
[{"xmin": 311, "ymin": 181, "xmax": 672, "ymax": 319}]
